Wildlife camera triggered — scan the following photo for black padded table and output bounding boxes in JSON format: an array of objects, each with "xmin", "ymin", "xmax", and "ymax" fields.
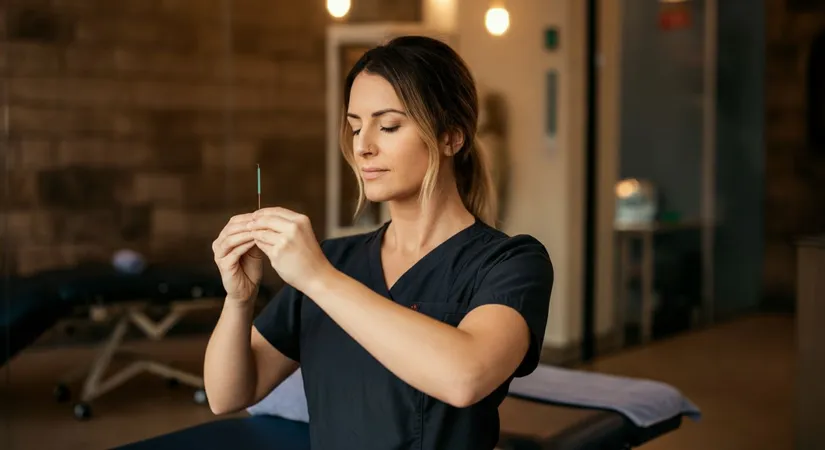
[
  {"xmin": 115, "ymin": 396, "xmax": 684, "ymax": 450},
  {"xmin": 1, "ymin": 263, "xmax": 231, "ymax": 367},
  {"xmin": 498, "ymin": 396, "xmax": 682, "ymax": 449},
  {"xmin": 1, "ymin": 275, "xmax": 73, "ymax": 367},
  {"xmin": 1, "ymin": 263, "xmax": 279, "ymax": 420}
]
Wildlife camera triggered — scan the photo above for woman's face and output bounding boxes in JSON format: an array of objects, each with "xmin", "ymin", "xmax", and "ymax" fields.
[{"xmin": 346, "ymin": 72, "xmax": 431, "ymax": 203}]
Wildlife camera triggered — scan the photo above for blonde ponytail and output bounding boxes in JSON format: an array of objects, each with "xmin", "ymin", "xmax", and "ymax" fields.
[{"xmin": 455, "ymin": 137, "xmax": 498, "ymax": 227}]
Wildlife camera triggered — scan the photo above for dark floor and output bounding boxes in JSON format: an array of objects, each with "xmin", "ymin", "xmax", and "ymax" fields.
[{"xmin": 0, "ymin": 314, "xmax": 794, "ymax": 449}]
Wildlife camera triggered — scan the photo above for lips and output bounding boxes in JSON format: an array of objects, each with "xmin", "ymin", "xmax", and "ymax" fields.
[{"xmin": 361, "ymin": 167, "xmax": 388, "ymax": 181}]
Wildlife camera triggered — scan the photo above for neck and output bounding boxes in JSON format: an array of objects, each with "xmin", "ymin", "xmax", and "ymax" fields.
[{"xmin": 384, "ymin": 183, "xmax": 475, "ymax": 255}]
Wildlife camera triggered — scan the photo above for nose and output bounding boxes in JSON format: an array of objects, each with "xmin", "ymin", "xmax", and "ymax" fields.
[{"xmin": 355, "ymin": 128, "xmax": 377, "ymax": 158}]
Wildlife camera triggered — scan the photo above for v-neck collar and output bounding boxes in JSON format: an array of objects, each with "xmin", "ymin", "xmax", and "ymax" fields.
[{"xmin": 369, "ymin": 217, "xmax": 480, "ymax": 300}]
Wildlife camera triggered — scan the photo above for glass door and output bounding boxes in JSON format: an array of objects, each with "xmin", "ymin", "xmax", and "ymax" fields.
[{"xmin": 589, "ymin": 0, "xmax": 718, "ymax": 358}]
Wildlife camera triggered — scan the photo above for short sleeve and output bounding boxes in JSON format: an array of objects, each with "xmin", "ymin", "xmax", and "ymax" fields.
[
  {"xmin": 469, "ymin": 236, "xmax": 554, "ymax": 377},
  {"xmin": 253, "ymin": 283, "xmax": 303, "ymax": 362}
]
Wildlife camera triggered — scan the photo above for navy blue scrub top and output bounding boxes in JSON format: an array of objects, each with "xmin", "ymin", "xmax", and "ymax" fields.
[{"xmin": 254, "ymin": 218, "xmax": 554, "ymax": 450}]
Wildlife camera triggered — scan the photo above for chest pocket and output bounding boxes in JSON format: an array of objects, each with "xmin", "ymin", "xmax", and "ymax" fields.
[{"xmin": 410, "ymin": 301, "xmax": 468, "ymax": 327}]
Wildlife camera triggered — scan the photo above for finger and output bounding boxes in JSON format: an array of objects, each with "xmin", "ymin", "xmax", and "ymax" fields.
[
  {"xmin": 215, "ymin": 231, "xmax": 254, "ymax": 259},
  {"xmin": 271, "ymin": 208, "xmax": 310, "ymax": 227},
  {"xmin": 220, "ymin": 240, "xmax": 257, "ymax": 267},
  {"xmin": 255, "ymin": 207, "xmax": 304, "ymax": 222},
  {"xmin": 255, "ymin": 239, "xmax": 275, "ymax": 255},
  {"xmin": 247, "ymin": 244, "xmax": 266, "ymax": 259},
  {"xmin": 214, "ymin": 217, "xmax": 254, "ymax": 249},
  {"xmin": 249, "ymin": 215, "xmax": 295, "ymax": 234},
  {"xmin": 214, "ymin": 214, "xmax": 248, "ymax": 252},
  {"xmin": 229, "ymin": 213, "xmax": 256, "ymax": 224},
  {"xmin": 219, "ymin": 221, "xmax": 254, "ymax": 240},
  {"xmin": 252, "ymin": 229, "xmax": 282, "ymax": 246}
]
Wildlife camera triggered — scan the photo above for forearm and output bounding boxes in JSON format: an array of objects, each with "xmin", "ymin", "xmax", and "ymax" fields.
[
  {"xmin": 203, "ymin": 299, "xmax": 258, "ymax": 413},
  {"xmin": 304, "ymin": 270, "xmax": 484, "ymax": 407}
]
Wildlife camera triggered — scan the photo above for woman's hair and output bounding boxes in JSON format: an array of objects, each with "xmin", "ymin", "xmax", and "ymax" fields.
[{"xmin": 339, "ymin": 35, "xmax": 498, "ymax": 226}]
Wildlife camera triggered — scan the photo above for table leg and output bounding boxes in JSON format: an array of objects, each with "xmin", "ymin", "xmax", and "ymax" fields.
[
  {"xmin": 641, "ymin": 232, "xmax": 654, "ymax": 343},
  {"xmin": 616, "ymin": 235, "xmax": 631, "ymax": 349}
]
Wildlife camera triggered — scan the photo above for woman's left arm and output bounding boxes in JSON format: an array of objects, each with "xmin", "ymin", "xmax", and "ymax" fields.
[{"xmin": 249, "ymin": 207, "xmax": 551, "ymax": 408}]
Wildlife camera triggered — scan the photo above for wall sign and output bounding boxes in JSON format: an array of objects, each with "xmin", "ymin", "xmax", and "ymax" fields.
[
  {"xmin": 546, "ymin": 69, "xmax": 558, "ymax": 150},
  {"xmin": 544, "ymin": 27, "xmax": 559, "ymax": 51}
]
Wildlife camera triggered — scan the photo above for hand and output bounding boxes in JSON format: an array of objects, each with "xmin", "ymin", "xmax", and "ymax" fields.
[
  {"xmin": 248, "ymin": 207, "xmax": 331, "ymax": 292},
  {"xmin": 212, "ymin": 213, "xmax": 265, "ymax": 304}
]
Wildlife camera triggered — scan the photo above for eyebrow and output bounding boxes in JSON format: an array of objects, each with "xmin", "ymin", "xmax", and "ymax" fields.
[{"xmin": 346, "ymin": 108, "xmax": 407, "ymax": 119}]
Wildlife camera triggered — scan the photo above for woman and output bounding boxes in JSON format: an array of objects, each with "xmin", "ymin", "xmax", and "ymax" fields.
[{"xmin": 204, "ymin": 36, "xmax": 554, "ymax": 450}]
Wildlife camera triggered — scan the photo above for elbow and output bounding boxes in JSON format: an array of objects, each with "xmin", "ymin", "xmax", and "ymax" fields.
[
  {"xmin": 208, "ymin": 400, "xmax": 233, "ymax": 416},
  {"xmin": 443, "ymin": 363, "xmax": 486, "ymax": 409},
  {"xmin": 210, "ymin": 405, "xmax": 243, "ymax": 416},
  {"xmin": 203, "ymin": 385, "xmax": 251, "ymax": 415},
  {"xmin": 209, "ymin": 404, "xmax": 227, "ymax": 415},
  {"xmin": 445, "ymin": 388, "xmax": 478, "ymax": 409},
  {"xmin": 204, "ymin": 392, "xmax": 233, "ymax": 415},
  {"xmin": 208, "ymin": 398, "xmax": 247, "ymax": 416}
]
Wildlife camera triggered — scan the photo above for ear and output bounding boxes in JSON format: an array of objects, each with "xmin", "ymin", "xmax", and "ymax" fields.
[{"xmin": 441, "ymin": 129, "xmax": 465, "ymax": 156}]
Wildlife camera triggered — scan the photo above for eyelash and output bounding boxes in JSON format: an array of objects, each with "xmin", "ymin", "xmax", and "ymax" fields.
[{"xmin": 352, "ymin": 125, "xmax": 400, "ymax": 136}]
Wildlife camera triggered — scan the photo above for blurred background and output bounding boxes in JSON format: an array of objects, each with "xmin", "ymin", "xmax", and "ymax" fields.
[{"xmin": 1, "ymin": 0, "xmax": 822, "ymax": 448}]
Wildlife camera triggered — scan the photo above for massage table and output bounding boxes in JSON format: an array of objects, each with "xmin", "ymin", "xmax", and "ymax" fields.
[
  {"xmin": 116, "ymin": 366, "xmax": 701, "ymax": 449},
  {"xmin": 1, "ymin": 263, "xmax": 272, "ymax": 420}
]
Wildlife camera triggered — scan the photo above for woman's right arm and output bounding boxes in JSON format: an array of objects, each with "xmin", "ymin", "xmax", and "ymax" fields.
[
  {"xmin": 203, "ymin": 299, "xmax": 299, "ymax": 415},
  {"xmin": 203, "ymin": 213, "xmax": 300, "ymax": 414}
]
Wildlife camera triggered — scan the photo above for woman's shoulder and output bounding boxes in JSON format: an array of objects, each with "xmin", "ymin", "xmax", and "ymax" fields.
[
  {"xmin": 318, "ymin": 225, "xmax": 384, "ymax": 266},
  {"xmin": 474, "ymin": 222, "xmax": 551, "ymax": 260},
  {"xmin": 470, "ymin": 223, "xmax": 553, "ymax": 280}
]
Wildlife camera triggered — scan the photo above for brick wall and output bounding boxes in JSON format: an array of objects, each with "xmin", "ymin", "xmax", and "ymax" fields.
[
  {"xmin": 1, "ymin": 0, "xmax": 419, "ymax": 278},
  {"xmin": 764, "ymin": 0, "xmax": 825, "ymax": 308}
]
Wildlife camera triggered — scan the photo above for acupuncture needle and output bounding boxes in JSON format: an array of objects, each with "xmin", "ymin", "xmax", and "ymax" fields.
[{"xmin": 257, "ymin": 163, "xmax": 261, "ymax": 210}]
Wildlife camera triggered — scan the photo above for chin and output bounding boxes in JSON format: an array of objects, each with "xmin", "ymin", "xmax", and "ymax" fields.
[
  {"xmin": 364, "ymin": 183, "xmax": 421, "ymax": 205},
  {"xmin": 363, "ymin": 187, "xmax": 394, "ymax": 203}
]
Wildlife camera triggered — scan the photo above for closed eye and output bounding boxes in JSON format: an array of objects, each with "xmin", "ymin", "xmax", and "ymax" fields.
[{"xmin": 351, "ymin": 125, "xmax": 400, "ymax": 136}]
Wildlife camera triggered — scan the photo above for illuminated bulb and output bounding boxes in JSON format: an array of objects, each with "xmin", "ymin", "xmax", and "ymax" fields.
[
  {"xmin": 616, "ymin": 180, "xmax": 639, "ymax": 198},
  {"xmin": 327, "ymin": 0, "xmax": 351, "ymax": 18},
  {"xmin": 485, "ymin": 7, "xmax": 510, "ymax": 36}
]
